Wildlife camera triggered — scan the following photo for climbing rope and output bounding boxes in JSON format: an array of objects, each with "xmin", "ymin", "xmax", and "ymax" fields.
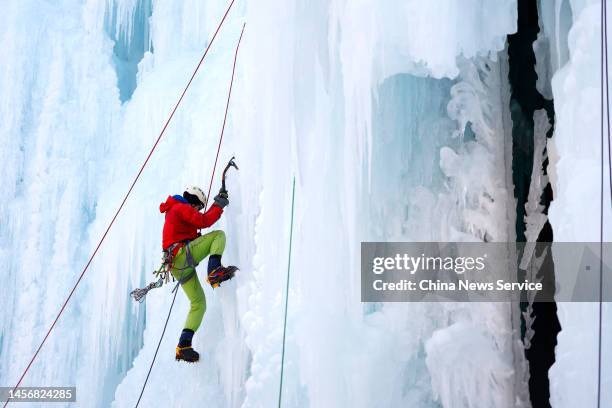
[
  {"xmin": 134, "ymin": 21, "xmax": 246, "ymax": 408},
  {"xmin": 204, "ymin": 31, "xmax": 242, "ymax": 207},
  {"xmin": 605, "ymin": 0, "xmax": 612, "ymax": 201},
  {"xmin": 278, "ymin": 176, "xmax": 296, "ymax": 408},
  {"xmin": 3, "ymin": 1, "xmax": 240, "ymax": 407},
  {"xmin": 598, "ymin": 1, "xmax": 610, "ymax": 407}
]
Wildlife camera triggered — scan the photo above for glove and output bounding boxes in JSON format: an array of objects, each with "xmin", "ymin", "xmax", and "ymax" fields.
[{"xmin": 214, "ymin": 188, "xmax": 229, "ymax": 208}]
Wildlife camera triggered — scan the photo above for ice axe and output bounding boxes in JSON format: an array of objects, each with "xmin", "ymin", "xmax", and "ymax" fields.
[{"xmin": 221, "ymin": 156, "xmax": 238, "ymax": 193}]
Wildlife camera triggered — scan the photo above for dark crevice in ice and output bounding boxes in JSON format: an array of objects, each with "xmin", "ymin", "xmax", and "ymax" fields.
[{"xmin": 507, "ymin": 0, "xmax": 561, "ymax": 407}]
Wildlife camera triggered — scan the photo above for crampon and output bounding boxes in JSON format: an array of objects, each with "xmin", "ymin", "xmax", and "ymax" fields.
[
  {"xmin": 207, "ymin": 265, "xmax": 239, "ymax": 288},
  {"xmin": 175, "ymin": 346, "xmax": 200, "ymax": 363}
]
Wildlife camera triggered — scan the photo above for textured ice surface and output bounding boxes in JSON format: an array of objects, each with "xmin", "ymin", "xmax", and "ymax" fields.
[
  {"xmin": 2, "ymin": 0, "xmax": 580, "ymax": 407},
  {"xmin": 544, "ymin": 1, "xmax": 612, "ymax": 407}
]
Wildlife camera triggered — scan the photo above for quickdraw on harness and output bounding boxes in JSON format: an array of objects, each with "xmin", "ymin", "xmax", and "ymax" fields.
[{"xmin": 130, "ymin": 241, "xmax": 198, "ymax": 303}]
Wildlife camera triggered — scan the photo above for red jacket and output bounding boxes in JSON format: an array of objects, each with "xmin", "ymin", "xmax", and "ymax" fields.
[{"xmin": 159, "ymin": 195, "xmax": 223, "ymax": 250}]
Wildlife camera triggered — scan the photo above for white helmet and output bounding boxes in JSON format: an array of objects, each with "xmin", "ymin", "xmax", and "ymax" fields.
[{"xmin": 185, "ymin": 186, "xmax": 207, "ymax": 206}]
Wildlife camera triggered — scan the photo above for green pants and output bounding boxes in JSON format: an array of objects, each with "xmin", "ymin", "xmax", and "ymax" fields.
[{"xmin": 170, "ymin": 230, "xmax": 226, "ymax": 332}]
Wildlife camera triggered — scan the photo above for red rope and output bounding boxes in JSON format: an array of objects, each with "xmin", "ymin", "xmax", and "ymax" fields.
[
  {"xmin": 4, "ymin": 1, "xmax": 238, "ymax": 405},
  {"xmin": 205, "ymin": 24, "xmax": 246, "ymax": 208}
]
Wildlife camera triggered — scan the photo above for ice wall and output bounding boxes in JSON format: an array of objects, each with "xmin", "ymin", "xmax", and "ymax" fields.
[
  {"xmin": 0, "ymin": 0, "xmax": 121, "ymax": 404},
  {"xmin": 541, "ymin": 1, "xmax": 612, "ymax": 406},
  {"xmin": 0, "ymin": 0, "xmax": 527, "ymax": 407},
  {"xmin": 230, "ymin": 1, "xmax": 520, "ymax": 407}
]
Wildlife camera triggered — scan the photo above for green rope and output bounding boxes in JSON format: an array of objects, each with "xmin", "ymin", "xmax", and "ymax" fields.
[{"xmin": 278, "ymin": 176, "xmax": 296, "ymax": 408}]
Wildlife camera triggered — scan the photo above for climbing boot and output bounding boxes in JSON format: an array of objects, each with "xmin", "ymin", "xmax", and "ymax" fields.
[
  {"xmin": 175, "ymin": 328, "xmax": 199, "ymax": 362},
  {"xmin": 207, "ymin": 265, "xmax": 239, "ymax": 288},
  {"xmin": 175, "ymin": 346, "xmax": 200, "ymax": 362}
]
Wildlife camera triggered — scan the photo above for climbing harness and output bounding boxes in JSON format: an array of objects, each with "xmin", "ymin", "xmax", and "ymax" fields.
[
  {"xmin": 3, "ymin": 0, "xmax": 242, "ymax": 406},
  {"xmin": 170, "ymin": 241, "xmax": 199, "ymax": 290}
]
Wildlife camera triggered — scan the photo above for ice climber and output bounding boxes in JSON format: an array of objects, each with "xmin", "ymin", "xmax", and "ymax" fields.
[{"xmin": 159, "ymin": 185, "xmax": 238, "ymax": 362}]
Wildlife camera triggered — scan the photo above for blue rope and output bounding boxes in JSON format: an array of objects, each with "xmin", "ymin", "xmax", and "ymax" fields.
[{"xmin": 278, "ymin": 177, "xmax": 296, "ymax": 408}]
